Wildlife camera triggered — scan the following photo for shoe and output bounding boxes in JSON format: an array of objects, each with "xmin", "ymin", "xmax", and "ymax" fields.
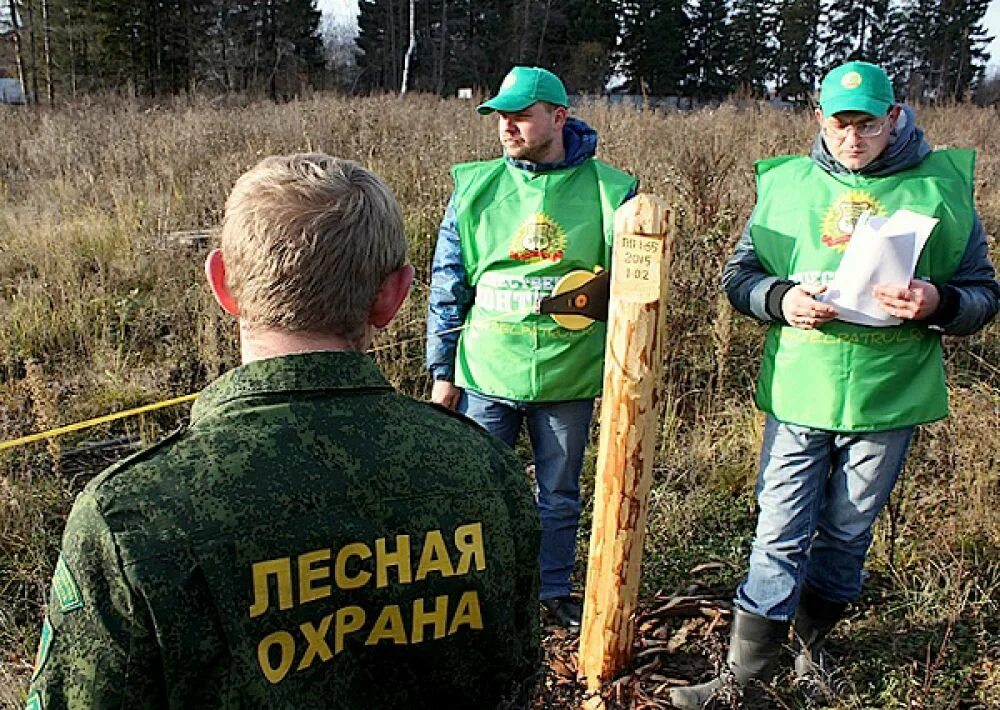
[
  {"xmin": 793, "ymin": 587, "xmax": 850, "ymax": 702},
  {"xmin": 669, "ymin": 608, "xmax": 790, "ymax": 709},
  {"xmin": 541, "ymin": 596, "xmax": 581, "ymax": 630}
]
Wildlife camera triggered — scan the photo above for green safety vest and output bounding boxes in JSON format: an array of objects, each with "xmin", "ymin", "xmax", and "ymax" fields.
[
  {"xmin": 452, "ymin": 157, "xmax": 636, "ymax": 401},
  {"xmin": 750, "ymin": 149, "xmax": 975, "ymax": 431}
]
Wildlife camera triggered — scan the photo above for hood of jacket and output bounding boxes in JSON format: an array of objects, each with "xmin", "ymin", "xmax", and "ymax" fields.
[{"xmin": 811, "ymin": 104, "xmax": 932, "ymax": 178}]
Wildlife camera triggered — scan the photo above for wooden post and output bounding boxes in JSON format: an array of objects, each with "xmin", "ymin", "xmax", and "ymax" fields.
[{"xmin": 578, "ymin": 194, "xmax": 673, "ymax": 694}]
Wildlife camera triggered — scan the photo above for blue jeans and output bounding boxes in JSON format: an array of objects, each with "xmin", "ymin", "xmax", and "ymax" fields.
[
  {"xmin": 736, "ymin": 415, "xmax": 914, "ymax": 621},
  {"xmin": 458, "ymin": 390, "xmax": 594, "ymax": 600}
]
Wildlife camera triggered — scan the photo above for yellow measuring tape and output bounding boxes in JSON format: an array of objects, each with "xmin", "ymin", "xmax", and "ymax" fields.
[
  {"xmin": 1, "ymin": 288, "xmax": 595, "ymax": 453},
  {"xmin": 0, "ymin": 311, "xmax": 535, "ymax": 453},
  {"xmin": 0, "ymin": 393, "xmax": 199, "ymax": 453}
]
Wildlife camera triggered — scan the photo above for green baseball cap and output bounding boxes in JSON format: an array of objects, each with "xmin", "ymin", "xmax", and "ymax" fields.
[
  {"xmin": 477, "ymin": 66, "xmax": 568, "ymax": 115},
  {"xmin": 819, "ymin": 61, "xmax": 895, "ymax": 117}
]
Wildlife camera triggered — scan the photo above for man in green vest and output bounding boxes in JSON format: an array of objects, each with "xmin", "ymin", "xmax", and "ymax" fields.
[
  {"xmin": 671, "ymin": 61, "xmax": 999, "ymax": 707},
  {"xmin": 29, "ymin": 154, "xmax": 541, "ymax": 709},
  {"xmin": 426, "ymin": 66, "xmax": 637, "ymax": 630}
]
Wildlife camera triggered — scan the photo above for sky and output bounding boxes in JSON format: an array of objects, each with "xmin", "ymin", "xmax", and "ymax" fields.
[
  {"xmin": 987, "ymin": 0, "xmax": 1000, "ymax": 72},
  {"xmin": 319, "ymin": 0, "xmax": 1000, "ymax": 74},
  {"xmin": 321, "ymin": 0, "xmax": 359, "ymax": 26}
]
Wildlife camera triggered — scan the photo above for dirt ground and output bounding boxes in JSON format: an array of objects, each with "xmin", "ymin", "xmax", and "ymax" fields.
[{"xmin": 533, "ymin": 587, "xmax": 742, "ymax": 710}]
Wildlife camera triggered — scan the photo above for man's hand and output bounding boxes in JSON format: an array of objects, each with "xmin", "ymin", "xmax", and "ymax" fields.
[
  {"xmin": 431, "ymin": 380, "xmax": 462, "ymax": 410},
  {"xmin": 872, "ymin": 280, "xmax": 940, "ymax": 321},
  {"xmin": 781, "ymin": 284, "xmax": 839, "ymax": 329}
]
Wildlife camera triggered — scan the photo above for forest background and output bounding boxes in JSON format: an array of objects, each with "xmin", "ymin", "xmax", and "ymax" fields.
[{"xmin": 1, "ymin": 0, "xmax": 998, "ymax": 105}]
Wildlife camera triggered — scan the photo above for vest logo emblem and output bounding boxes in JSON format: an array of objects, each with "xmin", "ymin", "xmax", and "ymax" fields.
[
  {"xmin": 509, "ymin": 212, "xmax": 567, "ymax": 262},
  {"xmin": 821, "ymin": 190, "xmax": 886, "ymax": 251}
]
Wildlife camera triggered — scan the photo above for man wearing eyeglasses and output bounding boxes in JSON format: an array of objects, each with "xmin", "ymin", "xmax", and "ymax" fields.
[{"xmin": 671, "ymin": 61, "xmax": 999, "ymax": 707}]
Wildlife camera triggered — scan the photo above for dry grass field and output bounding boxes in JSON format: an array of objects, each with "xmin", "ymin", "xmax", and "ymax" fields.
[{"xmin": 1, "ymin": 94, "xmax": 997, "ymax": 708}]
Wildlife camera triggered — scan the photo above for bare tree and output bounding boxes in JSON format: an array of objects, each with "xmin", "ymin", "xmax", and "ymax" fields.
[
  {"xmin": 63, "ymin": 0, "xmax": 77, "ymax": 97},
  {"xmin": 519, "ymin": 0, "xmax": 531, "ymax": 62},
  {"xmin": 400, "ymin": 0, "xmax": 415, "ymax": 94},
  {"xmin": 6, "ymin": 0, "xmax": 28, "ymax": 102},
  {"xmin": 534, "ymin": 0, "xmax": 551, "ymax": 65},
  {"xmin": 41, "ymin": 0, "xmax": 52, "ymax": 102},
  {"xmin": 25, "ymin": 0, "xmax": 38, "ymax": 102},
  {"xmin": 434, "ymin": 0, "xmax": 446, "ymax": 93}
]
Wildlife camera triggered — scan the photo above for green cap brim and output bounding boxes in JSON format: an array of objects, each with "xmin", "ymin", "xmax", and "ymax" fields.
[
  {"xmin": 476, "ymin": 95, "xmax": 536, "ymax": 115},
  {"xmin": 821, "ymin": 94, "xmax": 891, "ymax": 118}
]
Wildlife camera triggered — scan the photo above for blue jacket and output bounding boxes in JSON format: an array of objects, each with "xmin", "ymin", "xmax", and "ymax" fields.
[
  {"xmin": 426, "ymin": 117, "xmax": 635, "ymax": 381},
  {"xmin": 722, "ymin": 105, "xmax": 999, "ymax": 336}
]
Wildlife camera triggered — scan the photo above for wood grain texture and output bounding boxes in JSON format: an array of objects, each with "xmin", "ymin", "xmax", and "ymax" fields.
[{"xmin": 579, "ymin": 194, "xmax": 674, "ymax": 693}]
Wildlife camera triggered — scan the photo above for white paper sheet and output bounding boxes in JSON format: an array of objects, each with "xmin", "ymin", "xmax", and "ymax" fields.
[{"xmin": 817, "ymin": 209, "xmax": 939, "ymax": 327}]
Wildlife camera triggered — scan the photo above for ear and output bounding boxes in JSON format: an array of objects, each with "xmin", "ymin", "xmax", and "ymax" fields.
[
  {"xmin": 814, "ymin": 107, "xmax": 824, "ymax": 125},
  {"xmin": 888, "ymin": 104, "xmax": 902, "ymax": 121},
  {"xmin": 369, "ymin": 264, "xmax": 415, "ymax": 329},
  {"xmin": 205, "ymin": 249, "xmax": 240, "ymax": 317},
  {"xmin": 553, "ymin": 106, "xmax": 568, "ymax": 130}
]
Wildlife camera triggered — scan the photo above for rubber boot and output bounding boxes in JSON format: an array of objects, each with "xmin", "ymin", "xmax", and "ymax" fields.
[
  {"xmin": 792, "ymin": 587, "xmax": 849, "ymax": 700},
  {"xmin": 669, "ymin": 608, "xmax": 790, "ymax": 709}
]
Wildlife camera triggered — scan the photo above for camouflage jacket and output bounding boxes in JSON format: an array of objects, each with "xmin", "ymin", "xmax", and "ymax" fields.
[{"xmin": 28, "ymin": 352, "xmax": 540, "ymax": 709}]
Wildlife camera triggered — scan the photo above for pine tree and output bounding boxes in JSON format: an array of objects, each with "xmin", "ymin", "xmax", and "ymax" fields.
[
  {"xmin": 357, "ymin": 0, "xmax": 507, "ymax": 95},
  {"xmin": 728, "ymin": 0, "xmax": 777, "ymax": 96},
  {"xmin": 685, "ymin": 0, "xmax": 733, "ymax": 100},
  {"xmin": 775, "ymin": 0, "xmax": 821, "ymax": 101},
  {"xmin": 533, "ymin": 0, "xmax": 618, "ymax": 93},
  {"xmin": 457, "ymin": 0, "xmax": 514, "ymax": 91},
  {"xmin": 355, "ymin": 0, "xmax": 617, "ymax": 97},
  {"xmin": 822, "ymin": 0, "xmax": 862, "ymax": 66},
  {"xmin": 356, "ymin": 0, "xmax": 403, "ymax": 91},
  {"xmin": 617, "ymin": 0, "xmax": 689, "ymax": 96},
  {"xmin": 885, "ymin": 0, "xmax": 928, "ymax": 101},
  {"xmin": 270, "ymin": 0, "xmax": 324, "ymax": 97},
  {"xmin": 889, "ymin": 0, "xmax": 991, "ymax": 102},
  {"xmin": 821, "ymin": 0, "xmax": 893, "ymax": 71},
  {"xmin": 923, "ymin": 0, "xmax": 990, "ymax": 100}
]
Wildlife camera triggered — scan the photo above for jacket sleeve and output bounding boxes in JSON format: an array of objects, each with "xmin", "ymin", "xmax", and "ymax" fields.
[
  {"xmin": 27, "ymin": 493, "xmax": 164, "ymax": 709},
  {"xmin": 425, "ymin": 195, "xmax": 475, "ymax": 382},
  {"xmin": 925, "ymin": 213, "xmax": 1000, "ymax": 336},
  {"xmin": 721, "ymin": 211, "xmax": 794, "ymax": 324}
]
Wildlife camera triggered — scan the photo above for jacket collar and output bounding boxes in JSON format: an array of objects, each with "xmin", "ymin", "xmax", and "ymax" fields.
[{"xmin": 191, "ymin": 351, "xmax": 391, "ymax": 424}]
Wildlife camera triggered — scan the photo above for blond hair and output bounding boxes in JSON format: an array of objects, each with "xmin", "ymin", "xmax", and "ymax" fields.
[{"xmin": 220, "ymin": 153, "xmax": 406, "ymax": 339}]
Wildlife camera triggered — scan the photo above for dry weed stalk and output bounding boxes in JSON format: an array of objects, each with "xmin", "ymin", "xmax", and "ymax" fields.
[{"xmin": 22, "ymin": 359, "xmax": 60, "ymax": 479}]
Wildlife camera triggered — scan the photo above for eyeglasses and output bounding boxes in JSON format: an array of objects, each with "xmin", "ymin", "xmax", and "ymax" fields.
[{"xmin": 823, "ymin": 116, "xmax": 889, "ymax": 139}]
